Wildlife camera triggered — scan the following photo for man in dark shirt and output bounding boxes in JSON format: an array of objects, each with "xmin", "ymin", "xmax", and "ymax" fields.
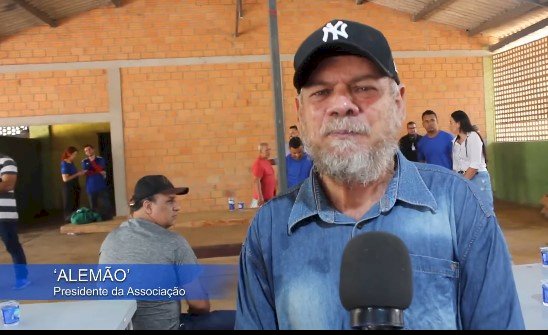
[{"xmin": 398, "ymin": 121, "xmax": 422, "ymax": 162}]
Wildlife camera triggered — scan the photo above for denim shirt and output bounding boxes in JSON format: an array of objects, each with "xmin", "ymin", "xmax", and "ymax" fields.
[{"xmin": 235, "ymin": 151, "xmax": 524, "ymax": 330}]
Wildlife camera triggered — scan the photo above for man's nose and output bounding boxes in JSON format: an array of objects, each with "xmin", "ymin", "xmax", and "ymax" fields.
[{"xmin": 326, "ymin": 91, "xmax": 359, "ymax": 117}]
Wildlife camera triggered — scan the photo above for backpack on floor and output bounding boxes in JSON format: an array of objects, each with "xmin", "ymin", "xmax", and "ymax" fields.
[{"xmin": 70, "ymin": 207, "xmax": 102, "ymax": 225}]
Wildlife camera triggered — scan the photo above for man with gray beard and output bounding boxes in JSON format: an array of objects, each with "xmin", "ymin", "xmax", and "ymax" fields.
[{"xmin": 235, "ymin": 19, "xmax": 523, "ymax": 330}]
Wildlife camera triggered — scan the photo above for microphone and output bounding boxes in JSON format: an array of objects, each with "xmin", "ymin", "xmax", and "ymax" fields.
[{"xmin": 339, "ymin": 231, "xmax": 413, "ymax": 330}]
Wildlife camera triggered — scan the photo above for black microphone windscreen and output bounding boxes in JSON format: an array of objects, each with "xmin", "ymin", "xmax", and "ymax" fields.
[{"xmin": 339, "ymin": 231, "xmax": 412, "ymax": 311}]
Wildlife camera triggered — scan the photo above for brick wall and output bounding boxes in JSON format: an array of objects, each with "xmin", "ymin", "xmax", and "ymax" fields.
[
  {"xmin": 0, "ymin": 70, "xmax": 108, "ymax": 117},
  {"xmin": 399, "ymin": 57, "xmax": 486, "ymax": 135},
  {"xmin": 122, "ymin": 63, "xmax": 274, "ymax": 211},
  {"xmin": 0, "ymin": 0, "xmax": 490, "ymax": 212}
]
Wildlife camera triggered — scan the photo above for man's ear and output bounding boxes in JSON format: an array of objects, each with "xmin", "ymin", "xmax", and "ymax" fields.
[
  {"xmin": 295, "ymin": 95, "xmax": 303, "ymax": 129},
  {"xmin": 396, "ymin": 84, "xmax": 406, "ymax": 120},
  {"xmin": 143, "ymin": 200, "xmax": 153, "ymax": 214}
]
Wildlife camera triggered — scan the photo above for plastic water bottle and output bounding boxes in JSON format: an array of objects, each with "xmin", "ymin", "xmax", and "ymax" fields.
[
  {"xmin": 1, "ymin": 300, "xmax": 20, "ymax": 326},
  {"xmin": 228, "ymin": 198, "xmax": 235, "ymax": 211},
  {"xmin": 540, "ymin": 247, "xmax": 548, "ymax": 267}
]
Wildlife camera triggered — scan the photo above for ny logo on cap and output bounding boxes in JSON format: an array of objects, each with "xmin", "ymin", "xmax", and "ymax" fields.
[{"xmin": 322, "ymin": 21, "xmax": 348, "ymax": 42}]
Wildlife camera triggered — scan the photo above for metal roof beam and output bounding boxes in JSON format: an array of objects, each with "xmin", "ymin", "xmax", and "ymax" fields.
[
  {"xmin": 12, "ymin": 0, "xmax": 57, "ymax": 27},
  {"xmin": 489, "ymin": 17, "xmax": 548, "ymax": 51},
  {"xmin": 519, "ymin": 0, "xmax": 548, "ymax": 7},
  {"xmin": 412, "ymin": 0, "xmax": 458, "ymax": 22},
  {"xmin": 234, "ymin": 0, "xmax": 242, "ymax": 37},
  {"xmin": 467, "ymin": 3, "xmax": 539, "ymax": 36}
]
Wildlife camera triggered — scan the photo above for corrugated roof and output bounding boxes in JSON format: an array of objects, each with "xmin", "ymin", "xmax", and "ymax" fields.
[
  {"xmin": 427, "ymin": 0, "xmax": 526, "ymax": 31},
  {"xmin": 0, "ymin": 0, "xmax": 118, "ymax": 38},
  {"xmin": 369, "ymin": 0, "xmax": 547, "ymax": 40},
  {"xmin": 0, "ymin": 0, "xmax": 546, "ymax": 51},
  {"xmin": 0, "ymin": 2, "xmax": 44, "ymax": 36},
  {"xmin": 26, "ymin": 0, "xmax": 114, "ymax": 20}
]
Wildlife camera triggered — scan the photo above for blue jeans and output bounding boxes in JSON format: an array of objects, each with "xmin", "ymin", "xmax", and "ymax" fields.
[
  {"xmin": 179, "ymin": 310, "xmax": 235, "ymax": 330},
  {"xmin": 470, "ymin": 171, "xmax": 494, "ymax": 210},
  {"xmin": 0, "ymin": 220, "xmax": 28, "ymax": 280}
]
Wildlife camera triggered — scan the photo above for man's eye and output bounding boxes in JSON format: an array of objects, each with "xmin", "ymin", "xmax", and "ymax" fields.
[
  {"xmin": 355, "ymin": 86, "xmax": 376, "ymax": 93},
  {"xmin": 311, "ymin": 89, "xmax": 329, "ymax": 97}
]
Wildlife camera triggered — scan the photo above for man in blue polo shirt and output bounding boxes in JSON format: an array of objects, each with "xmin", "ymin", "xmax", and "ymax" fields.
[
  {"xmin": 82, "ymin": 144, "xmax": 113, "ymax": 220},
  {"xmin": 417, "ymin": 110, "xmax": 453, "ymax": 169},
  {"xmin": 285, "ymin": 137, "xmax": 313, "ymax": 188}
]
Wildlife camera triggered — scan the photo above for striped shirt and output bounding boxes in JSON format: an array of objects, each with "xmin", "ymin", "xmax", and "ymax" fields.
[{"xmin": 0, "ymin": 154, "xmax": 18, "ymax": 221}]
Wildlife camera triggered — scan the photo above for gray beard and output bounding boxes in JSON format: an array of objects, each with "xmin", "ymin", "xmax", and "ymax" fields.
[{"xmin": 301, "ymin": 116, "xmax": 400, "ymax": 186}]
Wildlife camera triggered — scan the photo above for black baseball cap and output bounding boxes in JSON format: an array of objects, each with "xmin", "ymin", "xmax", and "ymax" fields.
[
  {"xmin": 293, "ymin": 19, "xmax": 399, "ymax": 92},
  {"xmin": 130, "ymin": 175, "xmax": 189, "ymax": 205}
]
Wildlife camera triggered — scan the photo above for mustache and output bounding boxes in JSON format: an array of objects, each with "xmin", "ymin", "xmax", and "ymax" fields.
[{"xmin": 320, "ymin": 117, "xmax": 371, "ymax": 136}]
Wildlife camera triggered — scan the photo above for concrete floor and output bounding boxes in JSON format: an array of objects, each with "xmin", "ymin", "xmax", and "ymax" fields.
[{"xmin": 1, "ymin": 199, "xmax": 547, "ymax": 310}]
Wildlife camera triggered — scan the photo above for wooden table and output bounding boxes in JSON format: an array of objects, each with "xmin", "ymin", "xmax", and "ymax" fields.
[{"xmin": 60, "ymin": 208, "xmax": 257, "ymax": 234}]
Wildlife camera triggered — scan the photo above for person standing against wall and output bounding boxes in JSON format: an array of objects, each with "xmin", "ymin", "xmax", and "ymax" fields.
[
  {"xmin": 450, "ymin": 110, "xmax": 493, "ymax": 209},
  {"xmin": 251, "ymin": 143, "xmax": 277, "ymax": 208},
  {"xmin": 398, "ymin": 121, "xmax": 422, "ymax": 162},
  {"xmin": 285, "ymin": 125, "xmax": 301, "ymax": 156},
  {"xmin": 61, "ymin": 146, "xmax": 85, "ymax": 222},
  {"xmin": 285, "ymin": 137, "xmax": 313, "ymax": 188},
  {"xmin": 82, "ymin": 144, "xmax": 113, "ymax": 220},
  {"xmin": 417, "ymin": 110, "xmax": 453, "ymax": 169}
]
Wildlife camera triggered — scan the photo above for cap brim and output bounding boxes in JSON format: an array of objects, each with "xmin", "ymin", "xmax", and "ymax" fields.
[{"xmin": 161, "ymin": 187, "xmax": 189, "ymax": 196}]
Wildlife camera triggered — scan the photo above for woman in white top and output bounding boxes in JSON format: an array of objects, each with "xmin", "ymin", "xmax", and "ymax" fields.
[{"xmin": 449, "ymin": 110, "xmax": 493, "ymax": 209}]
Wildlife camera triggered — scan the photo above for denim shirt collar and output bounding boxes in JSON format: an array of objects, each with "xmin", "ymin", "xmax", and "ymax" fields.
[{"xmin": 288, "ymin": 151, "xmax": 437, "ymax": 234}]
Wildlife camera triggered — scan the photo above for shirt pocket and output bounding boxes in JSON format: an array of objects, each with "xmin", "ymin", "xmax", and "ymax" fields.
[{"xmin": 405, "ymin": 254, "xmax": 460, "ymax": 330}]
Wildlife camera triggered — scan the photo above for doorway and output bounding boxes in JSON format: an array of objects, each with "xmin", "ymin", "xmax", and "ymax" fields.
[{"xmin": 97, "ymin": 132, "xmax": 115, "ymax": 212}]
